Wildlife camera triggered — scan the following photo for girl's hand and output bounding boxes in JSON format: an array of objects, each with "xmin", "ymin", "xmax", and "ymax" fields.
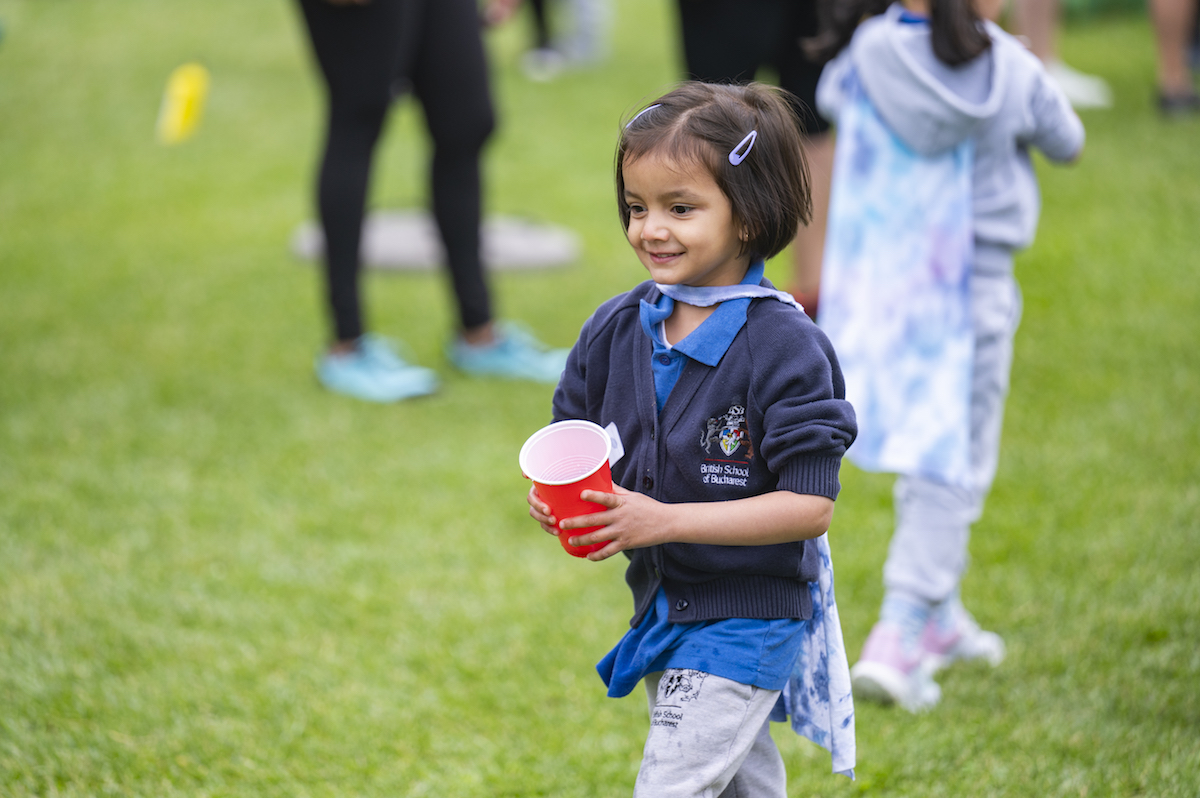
[
  {"xmin": 527, "ymin": 486, "xmax": 559, "ymax": 536},
  {"xmin": 558, "ymin": 485, "xmax": 671, "ymax": 562},
  {"xmin": 559, "ymin": 488, "xmax": 835, "ymax": 561}
]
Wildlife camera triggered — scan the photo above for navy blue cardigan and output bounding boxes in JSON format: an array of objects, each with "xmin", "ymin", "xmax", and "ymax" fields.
[{"xmin": 553, "ymin": 280, "xmax": 858, "ymax": 628}]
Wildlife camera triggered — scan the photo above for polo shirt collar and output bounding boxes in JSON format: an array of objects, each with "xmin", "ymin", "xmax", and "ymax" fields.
[{"xmin": 638, "ymin": 261, "xmax": 765, "ymax": 367}]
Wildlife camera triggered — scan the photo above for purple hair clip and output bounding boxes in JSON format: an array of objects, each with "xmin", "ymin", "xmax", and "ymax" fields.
[{"xmin": 728, "ymin": 130, "xmax": 758, "ymax": 166}]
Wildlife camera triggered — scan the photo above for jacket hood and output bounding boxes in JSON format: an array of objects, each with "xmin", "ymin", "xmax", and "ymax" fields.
[{"xmin": 851, "ymin": 4, "xmax": 1006, "ymax": 155}]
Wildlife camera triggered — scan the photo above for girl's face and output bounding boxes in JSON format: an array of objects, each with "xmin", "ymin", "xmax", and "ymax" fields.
[{"xmin": 622, "ymin": 152, "xmax": 749, "ymax": 288}]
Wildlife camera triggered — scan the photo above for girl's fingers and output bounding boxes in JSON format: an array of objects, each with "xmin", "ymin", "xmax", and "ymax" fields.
[
  {"xmin": 567, "ymin": 533, "xmax": 602, "ymax": 550},
  {"xmin": 528, "ymin": 487, "xmax": 555, "ymax": 517},
  {"xmin": 587, "ymin": 540, "xmax": 624, "ymax": 561},
  {"xmin": 528, "ymin": 504, "xmax": 557, "ymax": 527},
  {"xmin": 578, "ymin": 489, "xmax": 621, "ymax": 507},
  {"xmin": 559, "ymin": 511, "xmax": 610, "ymax": 531}
]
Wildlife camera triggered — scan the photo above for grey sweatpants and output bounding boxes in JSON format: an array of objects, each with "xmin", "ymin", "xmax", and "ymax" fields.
[
  {"xmin": 883, "ymin": 265, "xmax": 1023, "ymax": 604},
  {"xmin": 636, "ymin": 669, "xmax": 786, "ymax": 798}
]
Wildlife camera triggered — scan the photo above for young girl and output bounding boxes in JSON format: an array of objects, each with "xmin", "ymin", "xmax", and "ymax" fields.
[
  {"xmin": 810, "ymin": 0, "xmax": 1085, "ymax": 709},
  {"xmin": 528, "ymin": 82, "xmax": 859, "ymax": 795}
]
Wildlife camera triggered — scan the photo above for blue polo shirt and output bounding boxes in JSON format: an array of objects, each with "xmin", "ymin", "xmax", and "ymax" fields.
[
  {"xmin": 639, "ymin": 261, "xmax": 763, "ymax": 413},
  {"xmin": 597, "ymin": 262, "xmax": 806, "ymax": 698}
]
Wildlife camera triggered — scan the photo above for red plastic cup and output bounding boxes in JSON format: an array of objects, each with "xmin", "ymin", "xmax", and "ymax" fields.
[{"xmin": 519, "ymin": 420, "xmax": 614, "ymax": 557}]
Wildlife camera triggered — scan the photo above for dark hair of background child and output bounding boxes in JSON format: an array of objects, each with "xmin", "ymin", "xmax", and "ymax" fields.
[{"xmin": 805, "ymin": 0, "xmax": 991, "ymax": 66}]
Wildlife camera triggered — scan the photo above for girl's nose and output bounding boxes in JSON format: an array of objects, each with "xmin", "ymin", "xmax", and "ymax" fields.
[{"xmin": 641, "ymin": 212, "xmax": 670, "ymax": 242}]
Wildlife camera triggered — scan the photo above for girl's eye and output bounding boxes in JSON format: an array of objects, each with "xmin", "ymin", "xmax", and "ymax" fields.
[
  {"xmin": 672, "ymin": 205, "xmax": 691, "ymax": 215},
  {"xmin": 628, "ymin": 204, "xmax": 646, "ymax": 215}
]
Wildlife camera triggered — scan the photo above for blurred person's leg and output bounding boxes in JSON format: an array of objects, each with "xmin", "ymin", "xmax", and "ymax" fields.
[
  {"xmin": 1012, "ymin": 0, "xmax": 1056, "ymax": 60},
  {"xmin": 1150, "ymin": 0, "xmax": 1200, "ymax": 112},
  {"xmin": 675, "ymin": 0, "xmax": 828, "ymax": 321},
  {"xmin": 521, "ymin": 0, "xmax": 566, "ymax": 81},
  {"xmin": 298, "ymin": 0, "xmax": 410, "ymax": 344},
  {"xmin": 560, "ymin": 0, "xmax": 610, "ymax": 64},
  {"xmin": 409, "ymin": 0, "xmax": 496, "ymax": 340},
  {"xmin": 413, "ymin": 0, "xmax": 567, "ymax": 382},
  {"xmin": 675, "ymin": 0, "xmax": 777, "ymax": 83},
  {"xmin": 774, "ymin": 0, "xmax": 830, "ymax": 320},
  {"xmin": 298, "ymin": 0, "xmax": 440, "ymax": 402},
  {"xmin": 1011, "ymin": 0, "xmax": 1112, "ymax": 108},
  {"xmin": 855, "ymin": 261, "xmax": 1019, "ymax": 709},
  {"xmin": 1194, "ymin": 3, "xmax": 1200, "ymax": 69},
  {"xmin": 789, "ymin": 134, "xmax": 830, "ymax": 321},
  {"xmin": 883, "ymin": 268, "xmax": 1020, "ymax": 610},
  {"xmin": 529, "ymin": 0, "xmax": 551, "ymax": 49},
  {"xmin": 521, "ymin": 0, "xmax": 608, "ymax": 77}
]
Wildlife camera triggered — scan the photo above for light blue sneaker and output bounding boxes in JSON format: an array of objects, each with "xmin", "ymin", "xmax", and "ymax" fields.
[
  {"xmin": 316, "ymin": 334, "xmax": 438, "ymax": 403},
  {"xmin": 447, "ymin": 322, "xmax": 568, "ymax": 384}
]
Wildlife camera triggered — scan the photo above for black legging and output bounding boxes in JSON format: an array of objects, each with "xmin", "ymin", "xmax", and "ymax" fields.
[
  {"xmin": 297, "ymin": 0, "xmax": 495, "ymax": 342},
  {"xmin": 675, "ymin": 0, "xmax": 829, "ymax": 137},
  {"xmin": 529, "ymin": 0, "xmax": 551, "ymax": 50}
]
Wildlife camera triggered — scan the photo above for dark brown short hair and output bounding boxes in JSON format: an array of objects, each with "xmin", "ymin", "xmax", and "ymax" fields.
[{"xmin": 616, "ymin": 82, "xmax": 812, "ymax": 262}]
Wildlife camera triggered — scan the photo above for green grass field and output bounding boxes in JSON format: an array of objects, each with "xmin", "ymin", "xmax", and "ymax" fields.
[{"xmin": 1, "ymin": 1, "xmax": 1197, "ymax": 795}]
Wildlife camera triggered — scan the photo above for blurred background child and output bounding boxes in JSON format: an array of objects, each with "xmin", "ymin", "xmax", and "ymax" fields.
[{"xmin": 810, "ymin": 0, "xmax": 1084, "ymax": 710}]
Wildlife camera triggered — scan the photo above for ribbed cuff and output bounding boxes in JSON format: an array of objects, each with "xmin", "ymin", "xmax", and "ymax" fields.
[{"xmin": 777, "ymin": 455, "xmax": 843, "ymax": 500}]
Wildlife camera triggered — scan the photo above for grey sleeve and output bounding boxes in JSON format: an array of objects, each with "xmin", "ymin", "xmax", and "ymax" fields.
[
  {"xmin": 816, "ymin": 53, "xmax": 854, "ymax": 123},
  {"xmin": 1025, "ymin": 69, "xmax": 1085, "ymax": 162}
]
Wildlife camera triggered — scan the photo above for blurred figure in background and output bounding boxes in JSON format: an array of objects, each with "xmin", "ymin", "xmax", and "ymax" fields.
[
  {"xmin": 1011, "ymin": 0, "xmax": 1113, "ymax": 109},
  {"xmin": 812, "ymin": 0, "xmax": 1084, "ymax": 710},
  {"xmin": 674, "ymin": 0, "xmax": 831, "ymax": 320},
  {"xmin": 1148, "ymin": 0, "xmax": 1200, "ymax": 113},
  {"xmin": 1011, "ymin": 0, "xmax": 1200, "ymax": 115},
  {"xmin": 523, "ymin": 0, "xmax": 562, "ymax": 79},
  {"xmin": 519, "ymin": 0, "xmax": 611, "ymax": 81},
  {"xmin": 295, "ymin": 0, "xmax": 567, "ymax": 404}
]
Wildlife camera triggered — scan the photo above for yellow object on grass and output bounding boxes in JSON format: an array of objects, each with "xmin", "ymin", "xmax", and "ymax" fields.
[{"xmin": 156, "ymin": 62, "xmax": 210, "ymax": 144}]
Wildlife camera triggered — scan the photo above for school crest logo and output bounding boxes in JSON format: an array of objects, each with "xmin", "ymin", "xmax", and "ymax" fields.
[
  {"xmin": 701, "ymin": 403, "xmax": 753, "ymax": 461},
  {"xmin": 719, "ymin": 426, "xmax": 745, "ymax": 456}
]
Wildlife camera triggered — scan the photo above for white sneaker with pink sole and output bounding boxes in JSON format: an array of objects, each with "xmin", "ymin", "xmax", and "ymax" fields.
[
  {"xmin": 850, "ymin": 622, "xmax": 942, "ymax": 712},
  {"xmin": 920, "ymin": 598, "xmax": 1006, "ymax": 671}
]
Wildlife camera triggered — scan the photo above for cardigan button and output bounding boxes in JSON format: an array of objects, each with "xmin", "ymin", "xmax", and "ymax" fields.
[
  {"xmin": 675, "ymin": 599, "xmax": 689, "ymax": 612},
  {"xmin": 643, "ymin": 475, "xmax": 654, "ymax": 490}
]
